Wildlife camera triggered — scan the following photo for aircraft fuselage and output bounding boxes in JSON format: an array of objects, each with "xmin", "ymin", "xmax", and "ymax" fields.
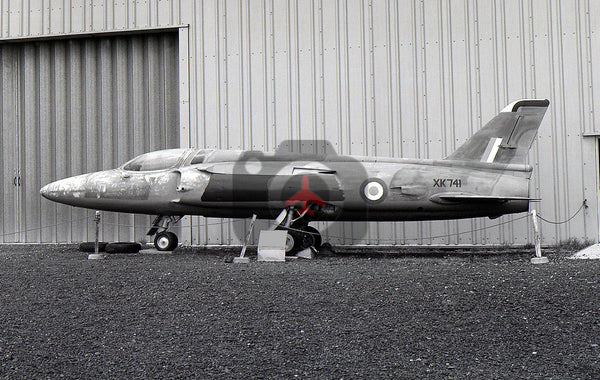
[{"xmin": 40, "ymin": 149, "xmax": 531, "ymax": 222}]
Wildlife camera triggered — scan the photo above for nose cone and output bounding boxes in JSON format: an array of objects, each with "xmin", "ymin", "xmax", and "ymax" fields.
[
  {"xmin": 40, "ymin": 174, "xmax": 91, "ymax": 205},
  {"xmin": 40, "ymin": 182, "xmax": 55, "ymax": 200},
  {"xmin": 40, "ymin": 170, "xmax": 150, "ymax": 212}
]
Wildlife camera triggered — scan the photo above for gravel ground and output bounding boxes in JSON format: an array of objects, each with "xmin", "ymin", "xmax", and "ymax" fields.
[{"xmin": 0, "ymin": 245, "xmax": 599, "ymax": 379}]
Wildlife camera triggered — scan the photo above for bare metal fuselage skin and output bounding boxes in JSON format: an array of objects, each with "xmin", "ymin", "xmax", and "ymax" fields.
[{"xmin": 40, "ymin": 150, "xmax": 531, "ymax": 222}]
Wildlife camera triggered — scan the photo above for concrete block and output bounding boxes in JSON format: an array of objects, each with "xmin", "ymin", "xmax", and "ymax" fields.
[
  {"xmin": 257, "ymin": 230, "xmax": 287, "ymax": 262},
  {"xmin": 530, "ymin": 256, "xmax": 549, "ymax": 264},
  {"xmin": 296, "ymin": 247, "xmax": 315, "ymax": 259},
  {"xmin": 233, "ymin": 257, "xmax": 251, "ymax": 264},
  {"xmin": 88, "ymin": 253, "xmax": 107, "ymax": 260}
]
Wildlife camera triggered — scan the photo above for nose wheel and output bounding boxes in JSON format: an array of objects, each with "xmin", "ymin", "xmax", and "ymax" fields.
[
  {"xmin": 148, "ymin": 215, "xmax": 182, "ymax": 251},
  {"xmin": 154, "ymin": 231, "xmax": 178, "ymax": 251}
]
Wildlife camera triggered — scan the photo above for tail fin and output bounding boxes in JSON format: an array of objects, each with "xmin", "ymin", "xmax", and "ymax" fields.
[{"xmin": 445, "ymin": 99, "xmax": 549, "ymax": 164}]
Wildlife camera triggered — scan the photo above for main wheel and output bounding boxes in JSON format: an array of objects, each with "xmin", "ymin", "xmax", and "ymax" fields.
[
  {"xmin": 154, "ymin": 231, "xmax": 178, "ymax": 251},
  {"xmin": 284, "ymin": 232, "xmax": 299, "ymax": 254},
  {"xmin": 300, "ymin": 226, "xmax": 322, "ymax": 249}
]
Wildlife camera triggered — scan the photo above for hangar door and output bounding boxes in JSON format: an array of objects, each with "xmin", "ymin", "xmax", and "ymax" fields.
[{"xmin": 0, "ymin": 32, "xmax": 179, "ymax": 243}]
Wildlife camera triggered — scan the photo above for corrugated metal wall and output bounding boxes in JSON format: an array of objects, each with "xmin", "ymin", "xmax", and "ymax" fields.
[
  {"xmin": 1, "ymin": 0, "xmax": 599, "ymax": 245},
  {"xmin": 0, "ymin": 33, "xmax": 179, "ymax": 243}
]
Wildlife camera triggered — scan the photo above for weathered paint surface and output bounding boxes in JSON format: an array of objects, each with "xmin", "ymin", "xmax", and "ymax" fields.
[{"xmin": 40, "ymin": 99, "xmax": 547, "ymax": 248}]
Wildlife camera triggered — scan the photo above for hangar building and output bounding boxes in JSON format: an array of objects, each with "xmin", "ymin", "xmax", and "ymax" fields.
[{"xmin": 0, "ymin": 0, "xmax": 598, "ymax": 246}]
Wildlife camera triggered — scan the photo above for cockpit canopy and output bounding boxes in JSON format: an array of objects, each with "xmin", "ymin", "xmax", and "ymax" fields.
[
  {"xmin": 121, "ymin": 148, "xmax": 213, "ymax": 171},
  {"xmin": 122, "ymin": 149, "xmax": 188, "ymax": 171}
]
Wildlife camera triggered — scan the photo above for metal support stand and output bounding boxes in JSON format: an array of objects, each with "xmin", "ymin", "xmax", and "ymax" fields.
[
  {"xmin": 234, "ymin": 214, "xmax": 257, "ymax": 263},
  {"xmin": 88, "ymin": 211, "xmax": 106, "ymax": 260},
  {"xmin": 530, "ymin": 209, "xmax": 548, "ymax": 264}
]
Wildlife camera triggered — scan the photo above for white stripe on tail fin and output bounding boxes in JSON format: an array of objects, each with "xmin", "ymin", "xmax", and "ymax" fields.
[{"xmin": 481, "ymin": 137, "xmax": 504, "ymax": 163}]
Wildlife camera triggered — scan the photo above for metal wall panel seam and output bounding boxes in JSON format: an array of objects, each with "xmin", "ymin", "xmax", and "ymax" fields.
[
  {"xmin": 222, "ymin": 0, "xmax": 231, "ymax": 243},
  {"xmin": 24, "ymin": 0, "xmax": 28, "ymax": 35},
  {"xmin": 410, "ymin": 0, "xmax": 422, "ymax": 244},
  {"xmin": 506, "ymin": 0, "xmax": 526, "ymax": 243},
  {"xmin": 4, "ymin": 48, "xmax": 12, "ymax": 240},
  {"xmin": 584, "ymin": 0, "xmax": 595, "ymax": 132},
  {"xmin": 584, "ymin": 0, "xmax": 598, "ymax": 240},
  {"xmin": 261, "ymin": 0, "xmax": 268, "ymax": 151},
  {"xmin": 1, "ymin": 48, "xmax": 18, "ymax": 240},
  {"xmin": 245, "ymin": 2, "xmax": 256, "ymax": 151},
  {"xmin": 239, "ymin": 0, "xmax": 246, "ymax": 149},
  {"xmin": 311, "ymin": 0, "xmax": 317, "ymax": 145},
  {"xmin": 463, "ymin": 0, "xmax": 475, "ymax": 243},
  {"xmin": 492, "ymin": 0, "xmax": 501, "ymax": 108},
  {"xmin": 437, "ymin": 0, "xmax": 451, "ymax": 244},
  {"xmin": 317, "ymin": 0, "xmax": 325, "ymax": 145},
  {"xmin": 84, "ymin": 0, "xmax": 89, "ymax": 31},
  {"xmin": 357, "ymin": 0, "xmax": 365, "ymax": 156},
  {"xmin": 336, "ymin": 0, "xmax": 348, "ymax": 244},
  {"xmin": 359, "ymin": 0, "xmax": 370, "ymax": 243},
  {"xmin": 527, "ymin": 0, "xmax": 538, "ymax": 244},
  {"xmin": 474, "ymin": 0, "xmax": 489, "ymax": 243},
  {"xmin": 557, "ymin": 1, "xmax": 571, "ymax": 239},
  {"xmin": 421, "ymin": 0, "xmax": 433, "ymax": 242},
  {"xmin": 437, "ymin": 0, "xmax": 446, "ymax": 157},
  {"xmin": 288, "ymin": 0, "xmax": 294, "ymax": 144},
  {"xmin": 447, "ymin": 0, "xmax": 460, "ymax": 244},
  {"xmin": 394, "ymin": 1, "xmax": 402, "ymax": 161},
  {"xmin": 128, "ymin": 0, "xmax": 133, "ymax": 29},
  {"xmin": 223, "ymin": 0, "xmax": 229, "ymax": 150},
  {"xmin": 42, "ymin": 0, "xmax": 46, "ymax": 33},
  {"xmin": 367, "ymin": 0, "xmax": 380, "ymax": 243},
  {"xmin": 104, "ymin": 0, "xmax": 109, "ymax": 30},
  {"xmin": 391, "ymin": 1, "xmax": 402, "ymax": 244},
  {"xmin": 0, "ymin": 49, "xmax": 4, "ymax": 241},
  {"xmin": 313, "ymin": 0, "xmax": 321, "ymax": 145},
  {"xmin": 367, "ymin": 0, "xmax": 375, "ymax": 157},
  {"xmin": 385, "ymin": 0, "xmax": 394, "ymax": 158},
  {"xmin": 294, "ymin": 0, "xmax": 301, "ymax": 144},
  {"xmin": 411, "ymin": 0, "xmax": 420, "ymax": 160},
  {"xmin": 334, "ymin": 0, "xmax": 342, "ymax": 154},
  {"xmin": 195, "ymin": 1, "xmax": 207, "ymax": 244},
  {"xmin": 546, "ymin": 1, "xmax": 561, "ymax": 240},
  {"xmin": 12, "ymin": 45, "xmax": 23, "ymax": 240},
  {"xmin": 575, "ymin": 0, "xmax": 589, "ymax": 238},
  {"xmin": 214, "ymin": 0, "xmax": 223, "ymax": 243},
  {"xmin": 214, "ymin": 0, "xmax": 221, "ymax": 149},
  {"xmin": 269, "ymin": 0, "xmax": 276, "ymax": 150},
  {"xmin": 343, "ymin": 0, "xmax": 351, "ymax": 156},
  {"xmin": 519, "ymin": 0, "xmax": 527, "ymax": 96}
]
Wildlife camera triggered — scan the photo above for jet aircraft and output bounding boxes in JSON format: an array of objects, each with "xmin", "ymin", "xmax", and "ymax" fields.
[{"xmin": 41, "ymin": 99, "xmax": 549, "ymax": 253}]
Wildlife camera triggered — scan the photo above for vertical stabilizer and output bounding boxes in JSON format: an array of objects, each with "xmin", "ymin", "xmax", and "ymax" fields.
[{"xmin": 445, "ymin": 99, "xmax": 549, "ymax": 165}]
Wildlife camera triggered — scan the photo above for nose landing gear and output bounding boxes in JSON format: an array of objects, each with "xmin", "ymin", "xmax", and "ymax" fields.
[
  {"xmin": 154, "ymin": 231, "xmax": 179, "ymax": 251},
  {"xmin": 148, "ymin": 215, "xmax": 182, "ymax": 251}
]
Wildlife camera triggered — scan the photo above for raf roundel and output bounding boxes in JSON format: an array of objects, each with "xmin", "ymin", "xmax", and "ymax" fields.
[{"xmin": 360, "ymin": 179, "xmax": 387, "ymax": 203}]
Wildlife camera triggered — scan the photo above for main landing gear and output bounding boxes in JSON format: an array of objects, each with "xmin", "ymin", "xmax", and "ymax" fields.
[
  {"xmin": 275, "ymin": 207, "xmax": 323, "ymax": 255},
  {"xmin": 147, "ymin": 209, "xmax": 324, "ymax": 254},
  {"xmin": 147, "ymin": 215, "xmax": 182, "ymax": 251}
]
